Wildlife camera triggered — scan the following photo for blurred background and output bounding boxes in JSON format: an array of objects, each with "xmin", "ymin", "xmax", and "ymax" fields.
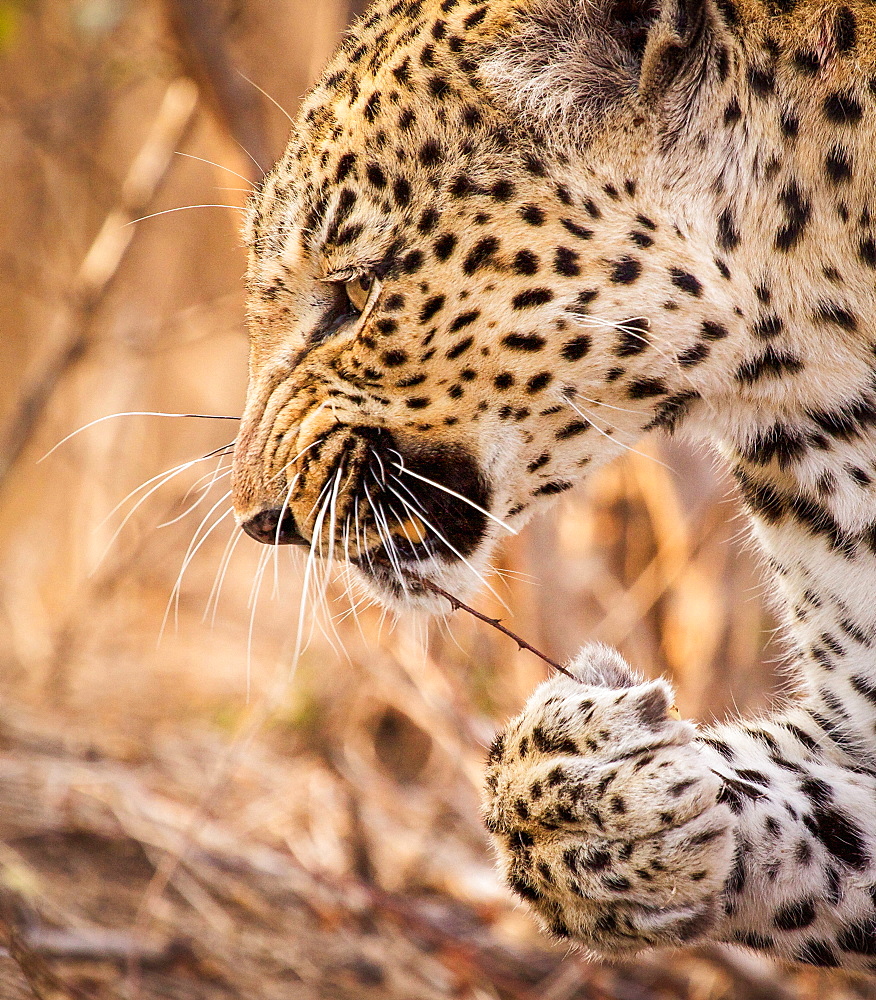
[{"xmin": 0, "ymin": 1, "xmax": 870, "ymax": 997}]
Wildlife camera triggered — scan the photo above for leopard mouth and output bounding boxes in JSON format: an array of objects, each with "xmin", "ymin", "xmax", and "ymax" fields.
[{"xmin": 237, "ymin": 427, "xmax": 496, "ymax": 606}]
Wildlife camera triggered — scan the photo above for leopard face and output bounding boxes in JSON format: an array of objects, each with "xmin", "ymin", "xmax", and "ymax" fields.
[{"xmin": 231, "ymin": 0, "xmax": 870, "ymax": 607}]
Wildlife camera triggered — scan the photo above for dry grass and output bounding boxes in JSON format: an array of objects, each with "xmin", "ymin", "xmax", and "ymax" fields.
[{"xmin": 0, "ymin": 1, "xmax": 873, "ymax": 997}]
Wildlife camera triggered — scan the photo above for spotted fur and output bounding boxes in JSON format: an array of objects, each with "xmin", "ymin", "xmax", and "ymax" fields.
[{"xmin": 231, "ymin": 0, "xmax": 876, "ymax": 969}]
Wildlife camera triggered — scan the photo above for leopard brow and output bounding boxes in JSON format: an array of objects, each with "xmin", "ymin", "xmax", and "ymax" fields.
[{"xmin": 320, "ymin": 267, "xmax": 370, "ymax": 283}]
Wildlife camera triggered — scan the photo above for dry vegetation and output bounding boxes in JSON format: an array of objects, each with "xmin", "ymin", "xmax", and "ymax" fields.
[{"xmin": 1, "ymin": 1, "xmax": 875, "ymax": 997}]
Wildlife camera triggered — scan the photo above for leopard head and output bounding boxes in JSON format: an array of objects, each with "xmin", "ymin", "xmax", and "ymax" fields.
[{"xmin": 231, "ymin": 0, "xmax": 748, "ymax": 609}]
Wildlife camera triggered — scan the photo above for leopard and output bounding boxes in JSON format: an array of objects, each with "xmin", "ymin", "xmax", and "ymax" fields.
[{"xmin": 230, "ymin": 0, "xmax": 876, "ymax": 970}]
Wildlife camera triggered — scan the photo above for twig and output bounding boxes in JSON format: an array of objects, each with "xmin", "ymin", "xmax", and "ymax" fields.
[
  {"xmin": 422, "ymin": 581, "xmax": 578, "ymax": 681},
  {"xmin": 0, "ymin": 78, "xmax": 200, "ymax": 493},
  {"xmin": 161, "ymin": 0, "xmax": 269, "ymax": 178},
  {"xmin": 0, "ymin": 895, "xmax": 90, "ymax": 1000},
  {"xmin": 21, "ymin": 928, "xmax": 185, "ymax": 969},
  {"xmin": 356, "ymin": 883, "xmax": 557, "ymax": 1000}
]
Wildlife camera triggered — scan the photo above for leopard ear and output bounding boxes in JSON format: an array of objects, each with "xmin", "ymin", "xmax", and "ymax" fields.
[
  {"xmin": 481, "ymin": 0, "xmax": 731, "ymax": 144},
  {"xmin": 637, "ymin": 0, "xmax": 728, "ymax": 105}
]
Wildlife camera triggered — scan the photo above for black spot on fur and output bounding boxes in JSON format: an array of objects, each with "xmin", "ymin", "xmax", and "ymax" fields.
[
  {"xmin": 526, "ymin": 372, "xmax": 553, "ymax": 394},
  {"xmin": 748, "ymin": 66, "xmax": 775, "ymax": 98},
  {"xmin": 823, "ymin": 91, "xmax": 863, "ymax": 125},
  {"xmin": 513, "ymin": 250, "xmax": 539, "ymax": 275},
  {"xmin": 561, "ymin": 336, "xmax": 591, "ymax": 362},
  {"xmin": 561, "ymin": 219, "xmax": 593, "ymax": 240},
  {"xmin": 678, "ymin": 343, "xmax": 710, "ymax": 367},
  {"xmin": 554, "ymin": 247, "xmax": 580, "ymax": 276},
  {"xmin": 556, "ymin": 420, "xmax": 589, "ymax": 440},
  {"xmin": 796, "ymin": 940, "xmax": 839, "ymax": 967},
  {"xmin": 520, "ymin": 204, "xmax": 545, "ymax": 226},
  {"xmin": 833, "ymin": 7, "xmax": 857, "ymax": 52},
  {"xmin": 801, "ymin": 778, "xmax": 869, "ymax": 870},
  {"xmin": 534, "ymin": 481, "xmax": 572, "ymax": 496},
  {"xmin": 741, "ymin": 423, "xmax": 807, "ymax": 469},
  {"xmin": 702, "ymin": 320, "xmax": 729, "ymax": 341},
  {"xmin": 446, "ymin": 336, "xmax": 474, "ymax": 360},
  {"xmin": 774, "ymin": 898, "xmax": 817, "ymax": 932},
  {"xmin": 462, "ymin": 237, "xmax": 499, "ymax": 275},
  {"xmin": 792, "ymin": 49, "xmax": 820, "ymax": 75},
  {"xmin": 502, "ymin": 333, "xmax": 545, "ymax": 352},
  {"xmin": 512, "ymin": 288, "xmax": 554, "ymax": 310},
  {"xmin": 724, "ymin": 98, "xmax": 742, "ymax": 125},
  {"xmin": 488, "ymin": 732, "xmax": 505, "ymax": 763},
  {"xmin": 532, "ymin": 725, "xmax": 578, "ymax": 755},
  {"xmin": 826, "ymin": 146, "xmax": 853, "ymax": 184},
  {"xmin": 775, "ymin": 182, "xmax": 811, "ymax": 251},
  {"xmin": 670, "ymin": 269, "xmax": 702, "ymax": 296},
  {"xmin": 644, "ymin": 391, "xmax": 700, "ymax": 433},
  {"xmin": 450, "ymin": 310, "xmax": 480, "ymax": 332},
  {"xmin": 433, "ymin": 233, "xmax": 457, "ymax": 260},
  {"xmin": 419, "ymin": 295, "xmax": 445, "ymax": 323},
  {"xmin": 610, "ymin": 257, "xmax": 642, "ymax": 284},
  {"xmin": 628, "ymin": 378, "xmax": 666, "ymax": 400},
  {"xmin": 816, "ymin": 301, "xmax": 857, "ymax": 331},
  {"xmin": 735, "ymin": 347, "xmax": 803, "ymax": 383},
  {"xmin": 634, "ymin": 688, "xmax": 667, "ymax": 729},
  {"xmin": 753, "ymin": 315, "xmax": 783, "ymax": 339},
  {"xmin": 335, "ymin": 153, "xmax": 356, "ymax": 183},
  {"xmin": 837, "ymin": 918, "xmax": 876, "ymax": 955},
  {"xmin": 717, "ymin": 207, "xmax": 740, "ymax": 250}
]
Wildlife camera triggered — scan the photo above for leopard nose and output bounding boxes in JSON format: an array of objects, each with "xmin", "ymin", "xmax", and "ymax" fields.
[{"xmin": 241, "ymin": 508, "xmax": 310, "ymax": 546}]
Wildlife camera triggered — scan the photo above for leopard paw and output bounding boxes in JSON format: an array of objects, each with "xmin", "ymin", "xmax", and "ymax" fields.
[{"xmin": 483, "ymin": 644, "xmax": 736, "ymax": 956}]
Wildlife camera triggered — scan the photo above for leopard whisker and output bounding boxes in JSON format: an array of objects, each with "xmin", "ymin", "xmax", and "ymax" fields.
[
  {"xmin": 368, "ymin": 471, "xmax": 408, "ymax": 589},
  {"xmin": 157, "ymin": 464, "xmax": 233, "ymax": 530},
  {"xmin": 160, "ymin": 496, "xmax": 234, "ymax": 642},
  {"xmin": 312, "ymin": 466, "xmax": 352, "ymax": 659},
  {"xmin": 237, "ymin": 71, "xmax": 295, "ymax": 125},
  {"xmin": 205, "ymin": 521, "xmax": 246, "ymax": 625},
  {"xmin": 39, "ymin": 412, "xmax": 239, "ymax": 464},
  {"xmin": 125, "ymin": 205, "xmax": 247, "ymax": 227},
  {"xmin": 340, "ymin": 513, "xmax": 375, "ymax": 641},
  {"xmin": 574, "ymin": 313, "xmax": 716, "ymax": 413},
  {"xmin": 246, "ymin": 546, "xmax": 273, "ymax": 701},
  {"xmin": 271, "ymin": 472, "xmax": 301, "ymax": 600},
  {"xmin": 570, "ymin": 392, "xmax": 646, "ymax": 416},
  {"xmin": 386, "ymin": 481, "xmax": 508, "ymax": 610},
  {"xmin": 174, "ymin": 151, "xmax": 256, "ymax": 187},
  {"xmin": 92, "ymin": 447, "xmax": 234, "ymax": 571},
  {"xmin": 561, "ymin": 395, "xmax": 672, "ymax": 471},
  {"xmin": 388, "ymin": 451, "xmax": 517, "ymax": 535},
  {"xmin": 98, "ymin": 442, "xmax": 234, "ymax": 530},
  {"xmin": 291, "ymin": 479, "xmax": 335, "ymax": 671},
  {"xmin": 340, "ymin": 512, "xmax": 364, "ymax": 635},
  {"xmin": 232, "ymin": 137, "xmax": 267, "ymax": 178},
  {"xmin": 175, "ymin": 454, "xmax": 236, "ymax": 506},
  {"xmin": 265, "ymin": 438, "xmax": 323, "ymax": 486}
]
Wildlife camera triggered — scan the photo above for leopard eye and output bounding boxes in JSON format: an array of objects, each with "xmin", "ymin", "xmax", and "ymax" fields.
[{"xmin": 344, "ymin": 275, "xmax": 372, "ymax": 313}]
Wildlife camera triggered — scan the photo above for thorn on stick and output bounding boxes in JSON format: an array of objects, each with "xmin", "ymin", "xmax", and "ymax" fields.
[{"xmin": 422, "ymin": 581, "xmax": 578, "ymax": 681}]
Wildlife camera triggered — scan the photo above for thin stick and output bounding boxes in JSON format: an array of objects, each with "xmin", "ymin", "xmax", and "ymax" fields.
[
  {"xmin": 0, "ymin": 78, "xmax": 200, "ymax": 493},
  {"xmin": 422, "ymin": 580, "xmax": 578, "ymax": 681}
]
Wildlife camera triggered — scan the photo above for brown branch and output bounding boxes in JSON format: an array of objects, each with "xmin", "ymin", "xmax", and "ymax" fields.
[
  {"xmin": 0, "ymin": 78, "xmax": 200, "ymax": 494},
  {"xmin": 422, "ymin": 581, "xmax": 578, "ymax": 681},
  {"xmin": 162, "ymin": 0, "xmax": 270, "ymax": 178},
  {"xmin": 0, "ymin": 895, "xmax": 90, "ymax": 1000},
  {"xmin": 21, "ymin": 928, "xmax": 185, "ymax": 969}
]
